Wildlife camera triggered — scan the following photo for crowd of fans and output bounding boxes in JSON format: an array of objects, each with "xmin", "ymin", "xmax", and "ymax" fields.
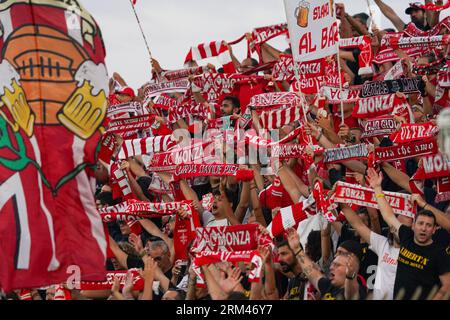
[{"xmin": 2, "ymin": 0, "xmax": 450, "ymax": 301}]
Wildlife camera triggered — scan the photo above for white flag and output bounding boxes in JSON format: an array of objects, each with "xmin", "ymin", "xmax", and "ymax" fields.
[{"xmin": 283, "ymin": 0, "xmax": 338, "ymax": 62}]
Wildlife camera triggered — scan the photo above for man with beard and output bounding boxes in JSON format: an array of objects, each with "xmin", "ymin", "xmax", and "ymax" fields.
[
  {"xmin": 367, "ymin": 168, "xmax": 450, "ymax": 300},
  {"xmin": 276, "ymin": 240, "xmax": 309, "ymax": 300},
  {"xmin": 373, "ymin": 1, "xmax": 440, "ymax": 32}
]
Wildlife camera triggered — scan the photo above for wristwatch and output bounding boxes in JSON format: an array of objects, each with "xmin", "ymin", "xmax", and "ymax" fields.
[{"xmin": 346, "ymin": 272, "xmax": 357, "ymax": 280}]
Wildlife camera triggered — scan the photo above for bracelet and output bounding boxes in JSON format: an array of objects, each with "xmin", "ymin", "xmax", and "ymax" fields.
[
  {"xmin": 375, "ymin": 193, "xmax": 385, "ymax": 199},
  {"xmin": 295, "ymin": 248, "xmax": 303, "ymax": 256},
  {"xmin": 423, "ymin": 203, "xmax": 429, "ymax": 210},
  {"xmin": 346, "ymin": 272, "xmax": 357, "ymax": 280}
]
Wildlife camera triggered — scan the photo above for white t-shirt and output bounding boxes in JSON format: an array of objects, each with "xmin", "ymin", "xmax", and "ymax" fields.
[
  {"xmin": 369, "ymin": 232, "xmax": 399, "ymax": 300},
  {"xmin": 201, "ymin": 211, "xmax": 230, "ymax": 227}
]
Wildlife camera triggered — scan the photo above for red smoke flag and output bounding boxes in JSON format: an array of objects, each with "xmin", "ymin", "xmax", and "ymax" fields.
[{"xmin": 0, "ymin": 1, "xmax": 109, "ymax": 291}]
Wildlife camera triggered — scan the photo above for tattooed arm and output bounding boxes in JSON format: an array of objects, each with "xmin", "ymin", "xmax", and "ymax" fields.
[{"xmin": 286, "ymin": 228, "xmax": 324, "ymax": 290}]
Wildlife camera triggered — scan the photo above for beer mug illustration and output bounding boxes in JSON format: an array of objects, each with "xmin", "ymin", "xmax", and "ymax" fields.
[
  {"xmin": 57, "ymin": 61, "xmax": 108, "ymax": 140},
  {"xmin": 0, "ymin": 60, "xmax": 35, "ymax": 137},
  {"xmin": 295, "ymin": 1, "xmax": 310, "ymax": 28}
]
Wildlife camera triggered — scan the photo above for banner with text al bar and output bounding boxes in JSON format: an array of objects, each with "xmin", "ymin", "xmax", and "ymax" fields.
[{"xmin": 283, "ymin": 0, "xmax": 338, "ymax": 62}]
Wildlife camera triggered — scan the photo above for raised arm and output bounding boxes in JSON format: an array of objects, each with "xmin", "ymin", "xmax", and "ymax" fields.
[
  {"xmin": 286, "ymin": 228, "xmax": 324, "ymax": 290},
  {"xmin": 412, "ymin": 194, "xmax": 450, "ymax": 232},
  {"xmin": 260, "ymin": 245, "xmax": 279, "ymax": 300},
  {"xmin": 373, "ymin": 0, "xmax": 406, "ymax": 32},
  {"xmin": 367, "ymin": 168, "xmax": 402, "ymax": 236},
  {"xmin": 341, "ymin": 204, "xmax": 372, "ymax": 244}
]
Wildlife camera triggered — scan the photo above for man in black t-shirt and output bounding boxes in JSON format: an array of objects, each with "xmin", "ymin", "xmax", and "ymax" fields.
[
  {"xmin": 368, "ymin": 169, "xmax": 450, "ymax": 300},
  {"xmin": 285, "ymin": 229, "xmax": 367, "ymax": 300}
]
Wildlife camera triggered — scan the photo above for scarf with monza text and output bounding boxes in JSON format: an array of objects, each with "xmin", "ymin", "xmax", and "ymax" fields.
[
  {"xmin": 191, "ymin": 224, "xmax": 272, "ymax": 253},
  {"xmin": 173, "ymin": 164, "xmax": 254, "ymax": 182},
  {"xmin": 360, "ymin": 78, "xmax": 426, "ymax": 98},
  {"xmin": 79, "ymin": 269, "xmax": 144, "ymax": 291},
  {"xmin": 148, "ymin": 140, "xmax": 215, "ymax": 172},
  {"xmin": 389, "ymin": 122, "xmax": 439, "ymax": 143},
  {"xmin": 352, "ymin": 94, "xmax": 406, "ymax": 119},
  {"xmin": 333, "ymin": 181, "xmax": 416, "ymax": 218},
  {"xmin": 320, "ymin": 86, "xmax": 362, "ymax": 104},
  {"xmin": 271, "ymin": 54, "xmax": 326, "ymax": 81},
  {"xmin": 323, "ymin": 144, "xmax": 369, "ymax": 164},
  {"xmin": 192, "ymin": 251, "xmax": 263, "ymax": 288},
  {"xmin": 374, "ymin": 137, "xmax": 438, "ymax": 163}
]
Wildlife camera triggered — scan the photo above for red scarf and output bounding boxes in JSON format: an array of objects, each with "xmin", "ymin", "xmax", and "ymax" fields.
[
  {"xmin": 352, "ymin": 94, "xmax": 405, "ymax": 119},
  {"xmin": 249, "ymin": 92, "xmax": 302, "ymax": 110},
  {"xmin": 161, "ymin": 66, "xmax": 207, "ymax": 81},
  {"xmin": 361, "ymin": 116, "xmax": 398, "ymax": 139},
  {"xmin": 173, "ymin": 164, "xmax": 254, "ymax": 182},
  {"xmin": 107, "ymin": 102, "xmax": 143, "ymax": 119},
  {"xmin": 117, "ymin": 135, "xmax": 176, "ymax": 159},
  {"xmin": 266, "ymin": 195, "xmax": 316, "ymax": 238},
  {"xmin": 153, "ymin": 94, "xmax": 178, "ymax": 111},
  {"xmin": 191, "ymin": 224, "xmax": 272, "ymax": 253},
  {"xmin": 98, "ymin": 133, "xmax": 118, "ymax": 163},
  {"xmin": 54, "ymin": 285, "xmax": 72, "ymax": 300},
  {"xmin": 412, "ymin": 153, "xmax": 450, "ymax": 180},
  {"xmin": 251, "ymin": 23, "xmax": 288, "ymax": 61},
  {"xmin": 144, "ymin": 79, "xmax": 190, "ymax": 98},
  {"xmin": 389, "ymin": 122, "xmax": 439, "ymax": 144},
  {"xmin": 271, "ymin": 143, "xmax": 306, "ymax": 160},
  {"xmin": 339, "ymin": 36, "xmax": 374, "ymax": 75},
  {"xmin": 106, "ymin": 114, "xmax": 156, "ymax": 134},
  {"xmin": 374, "ymin": 137, "xmax": 438, "ymax": 163},
  {"xmin": 272, "ymin": 54, "xmax": 326, "ymax": 81},
  {"xmin": 259, "ymin": 105, "xmax": 303, "ymax": 129},
  {"xmin": 79, "ymin": 269, "xmax": 144, "ymax": 291},
  {"xmin": 333, "ymin": 182, "xmax": 416, "ymax": 218},
  {"xmin": 390, "ymin": 35, "xmax": 450, "ymax": 49},
  {"xmin": 436, "ymin": 177, "xmax": 450, "ymax": 203},
  {"xmin": 193, "ymin": 251, "xmax": 263, "ymax": 288}
]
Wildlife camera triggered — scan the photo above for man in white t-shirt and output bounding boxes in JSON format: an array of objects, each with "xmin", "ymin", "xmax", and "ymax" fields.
[
  {"xmin": 341, "ymin": 204, "xmax": 412, "ymax": 299},
  {"xmin": 201, "ymin": 189, "xmax": 237, "ymax": 227}
]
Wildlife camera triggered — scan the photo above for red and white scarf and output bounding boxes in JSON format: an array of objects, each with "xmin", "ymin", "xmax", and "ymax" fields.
[
  {"xmin": 161, "ymin": 66, "xmax": 207, "ymax": 82},
  {"xmin": 438, "ymin": 64, "xmax": 450, "ymax": 88},
  {"xmin": 313, "ymin": 180, "xmax": 337, "ymax": 222},
  {"xmin": 373, "ymin": 46, "xmax": 427, "ymax": 65},
  {"xmin": 144, "ymin": 79, "xmax": 190, "ymax": 98},
  {"xmin": 107, "ymin": 102, "xmax": 143, "ymax": 119},
  {"xmin": 436, "ymin": 177, "xmax": 450, "ymax": 203},
  {"xmin": 353, "ymin": 94, "xmax": 406, "ymax": 119},
  {"xmin": 193, "ymin": 251, "xmax": 263, "ymax": 288},
  {"xmin": 361, "ymin": 116, "xmax": 399, "ymax": 139},
  {"xmin": 79, "ymin": 269, "xmax": 144, "ymax": 291},
  {"xmin": 148, "ymin": 140, "xmax": 215, "ymax": 172},
  {"xmin": 323, "ymin": 144, "xmax": 369, "ymax": 164},
  {"xmin": 98, "ymin": 133, "xmax": 118, "ymax": 163},
  {"xmin": 117, "ymin": 135, "xmax": 176, "ymax": 159},
  {"xmin": 320, "ymin": 86, "xmax": 362, "ymax": 104},
  {"xmin": 403, "ymin": 16, "xmax": 450, "ymax": 37},
  {"xmin": 266, "ymin": 195, "xmax": 316, "ymax": 238},
  {"xmin": 339, "ymin": 36, "xmax": 374, "ymax": 75},
  {"xmin": 271, "ymin": 143, "xmax": 306, "ymax": 160},
  {"xmin": 192, "ymin": 73, "xmax": 241, "ymax": 102},
  {"xmin": 333, "ymin": 181, "xmax": 416, "ymax": 218},
  {"xmin": 184, "ymin": 41, "xmax": 236, "ymax": 73},
  {"xmin": 375, "ymin": 137, "xmax": 438, "ymax": 163},
  {"xmin": 112, "ymin": 167, "xmax": 134, "ymax": 200},
  {"xmin": 272, "ymin": 54, "xmax": 325, "ymax": 81},
  {"xmin": 360, "ymin": 78, "xmax": 425, "ymax": 98},
  {"xmin": 412, "ymin": 153, "xmax": 450, "ymax": 180},
  {"xmin": 389, "ymin": 122, "xmax": 439, "ymax": 144},
  {"xmin": 390, "ymin": 34, "xmax": 450, "ymax": 49},
  {"xmin": 244, "ymin": 126, "xmax": 306, "ymax": 148},
  {"xmin": 54, "ymin": 285, "xmax": 72, "ymax": 300},
  {"xmin": 106, "ymin": 114, "xmax": 156, "ymax": 134},
  {"xmin": 419, "ymin": 1, "xmax": 450, "ymax": 11},
  {"xmin": 383, "ymin": 60, "xmax": 404, "ymax": 81},
  {"xmin": 153, "ymin": 94, "xmax": 178, "ymax": 111},
  {"xmin": 249, "ymin": 92, "xmax": 302, "ymax": 110},
  {"xmin": 191, "ymin": 224, "xmax": 272, "ymax": 253},
  {"xmin": 251, "ymin": 23, "xmax": 288, "ymax": 61},
  {"xmin": 259, "ymin": 105, "xmax": 303, "ymax": 129},
  {"xmin": 173, "ymin": 164, "xmax": 254, "ymax": 182},
  {"xmin": 125, "ymin": 199, "xmax": 193, "ymax": 215}
]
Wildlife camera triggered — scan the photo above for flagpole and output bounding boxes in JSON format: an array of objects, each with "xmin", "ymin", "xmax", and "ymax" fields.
[
  {"xmin": 293, "ymin": 66, "xmax": 313, "ymax": 145},
  {"xmin": 128, "ymin": 0, "xmax": 156, "ymax": 79},
  {"xmin": 334, "ymin": 13, "xmax": 345, "ymax": 125}
]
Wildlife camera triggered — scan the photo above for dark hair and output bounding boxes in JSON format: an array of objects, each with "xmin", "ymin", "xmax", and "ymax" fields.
[
  {"xmin": 96, "ymin": 191, "xmax": 113, "ymax": 206},
  {"xmin": 305, "ymin": 230, "xmax": 321, "ymax": 262},
  {"xmin": 415, "ymin": 210, "xmax": 436, "ymax": 226},
  {"xmin": 276, "ymin": 239, "xmax": 291, "ymax": 250},
  {"xmin": 353, "ymin": 13, "xmax": 369, "ymax": 26},
  {"xmin": 223, "ymin": 96, "xmax": 241, "ymax": 109}
]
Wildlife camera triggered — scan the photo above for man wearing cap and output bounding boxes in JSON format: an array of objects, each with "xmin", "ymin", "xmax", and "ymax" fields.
[{"xmin": 373, "ymin": 0, "xmax": 437, "ymax": 32}]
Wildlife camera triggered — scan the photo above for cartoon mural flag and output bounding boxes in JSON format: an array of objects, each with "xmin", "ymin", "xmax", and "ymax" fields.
[{"xmin": 0, "ymin": 0, "xmax": 109, "ymax": 292}]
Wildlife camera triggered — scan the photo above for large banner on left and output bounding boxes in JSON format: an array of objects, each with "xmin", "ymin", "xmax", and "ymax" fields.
[{"xmin": 0, "ymin": 0, "xmax": 109, "ymax": 292}]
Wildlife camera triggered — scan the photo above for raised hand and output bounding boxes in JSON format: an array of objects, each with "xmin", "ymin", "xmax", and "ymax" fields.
[
  {"xmin": 286, "ymin": 228, "xmax": 301, "ymax": 252},
  {"xmin": 218, "ymin": 266, "xmax": 243, "ymax": 294},
  {"xmin": 367, "ymin": 168, "xmax": 383, "ymax": 189},
  {"xmin": 129, "ymin": 233, "xmax": 144, "ymax": 254}
]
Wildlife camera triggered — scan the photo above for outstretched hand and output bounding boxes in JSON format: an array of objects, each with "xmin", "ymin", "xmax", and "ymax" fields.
[{"xmin": 367, "ymin": 168, "xmax": 383, "ymax": 189}]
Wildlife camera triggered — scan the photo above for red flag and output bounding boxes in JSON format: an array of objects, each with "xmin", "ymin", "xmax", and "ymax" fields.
[{"xmin": 0, "ymin": 2, "xmax": 108, "ymax": 291}]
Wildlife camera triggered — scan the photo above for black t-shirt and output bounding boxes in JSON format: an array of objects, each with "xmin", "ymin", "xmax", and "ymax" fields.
[
  {"xmin": 286, "ymin": 274, "xmax": 308, "ymax": 300},
  {"xmin": 394, "ymin": 225, "xmax": 450, "ymax": 300},
  {"xmin": 360, "ymin": 243, "xmax": 379, "ymax": 287},
  {"xmin": 318, "ymin": 277, "xmax": 367, "ymax": 300}
]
